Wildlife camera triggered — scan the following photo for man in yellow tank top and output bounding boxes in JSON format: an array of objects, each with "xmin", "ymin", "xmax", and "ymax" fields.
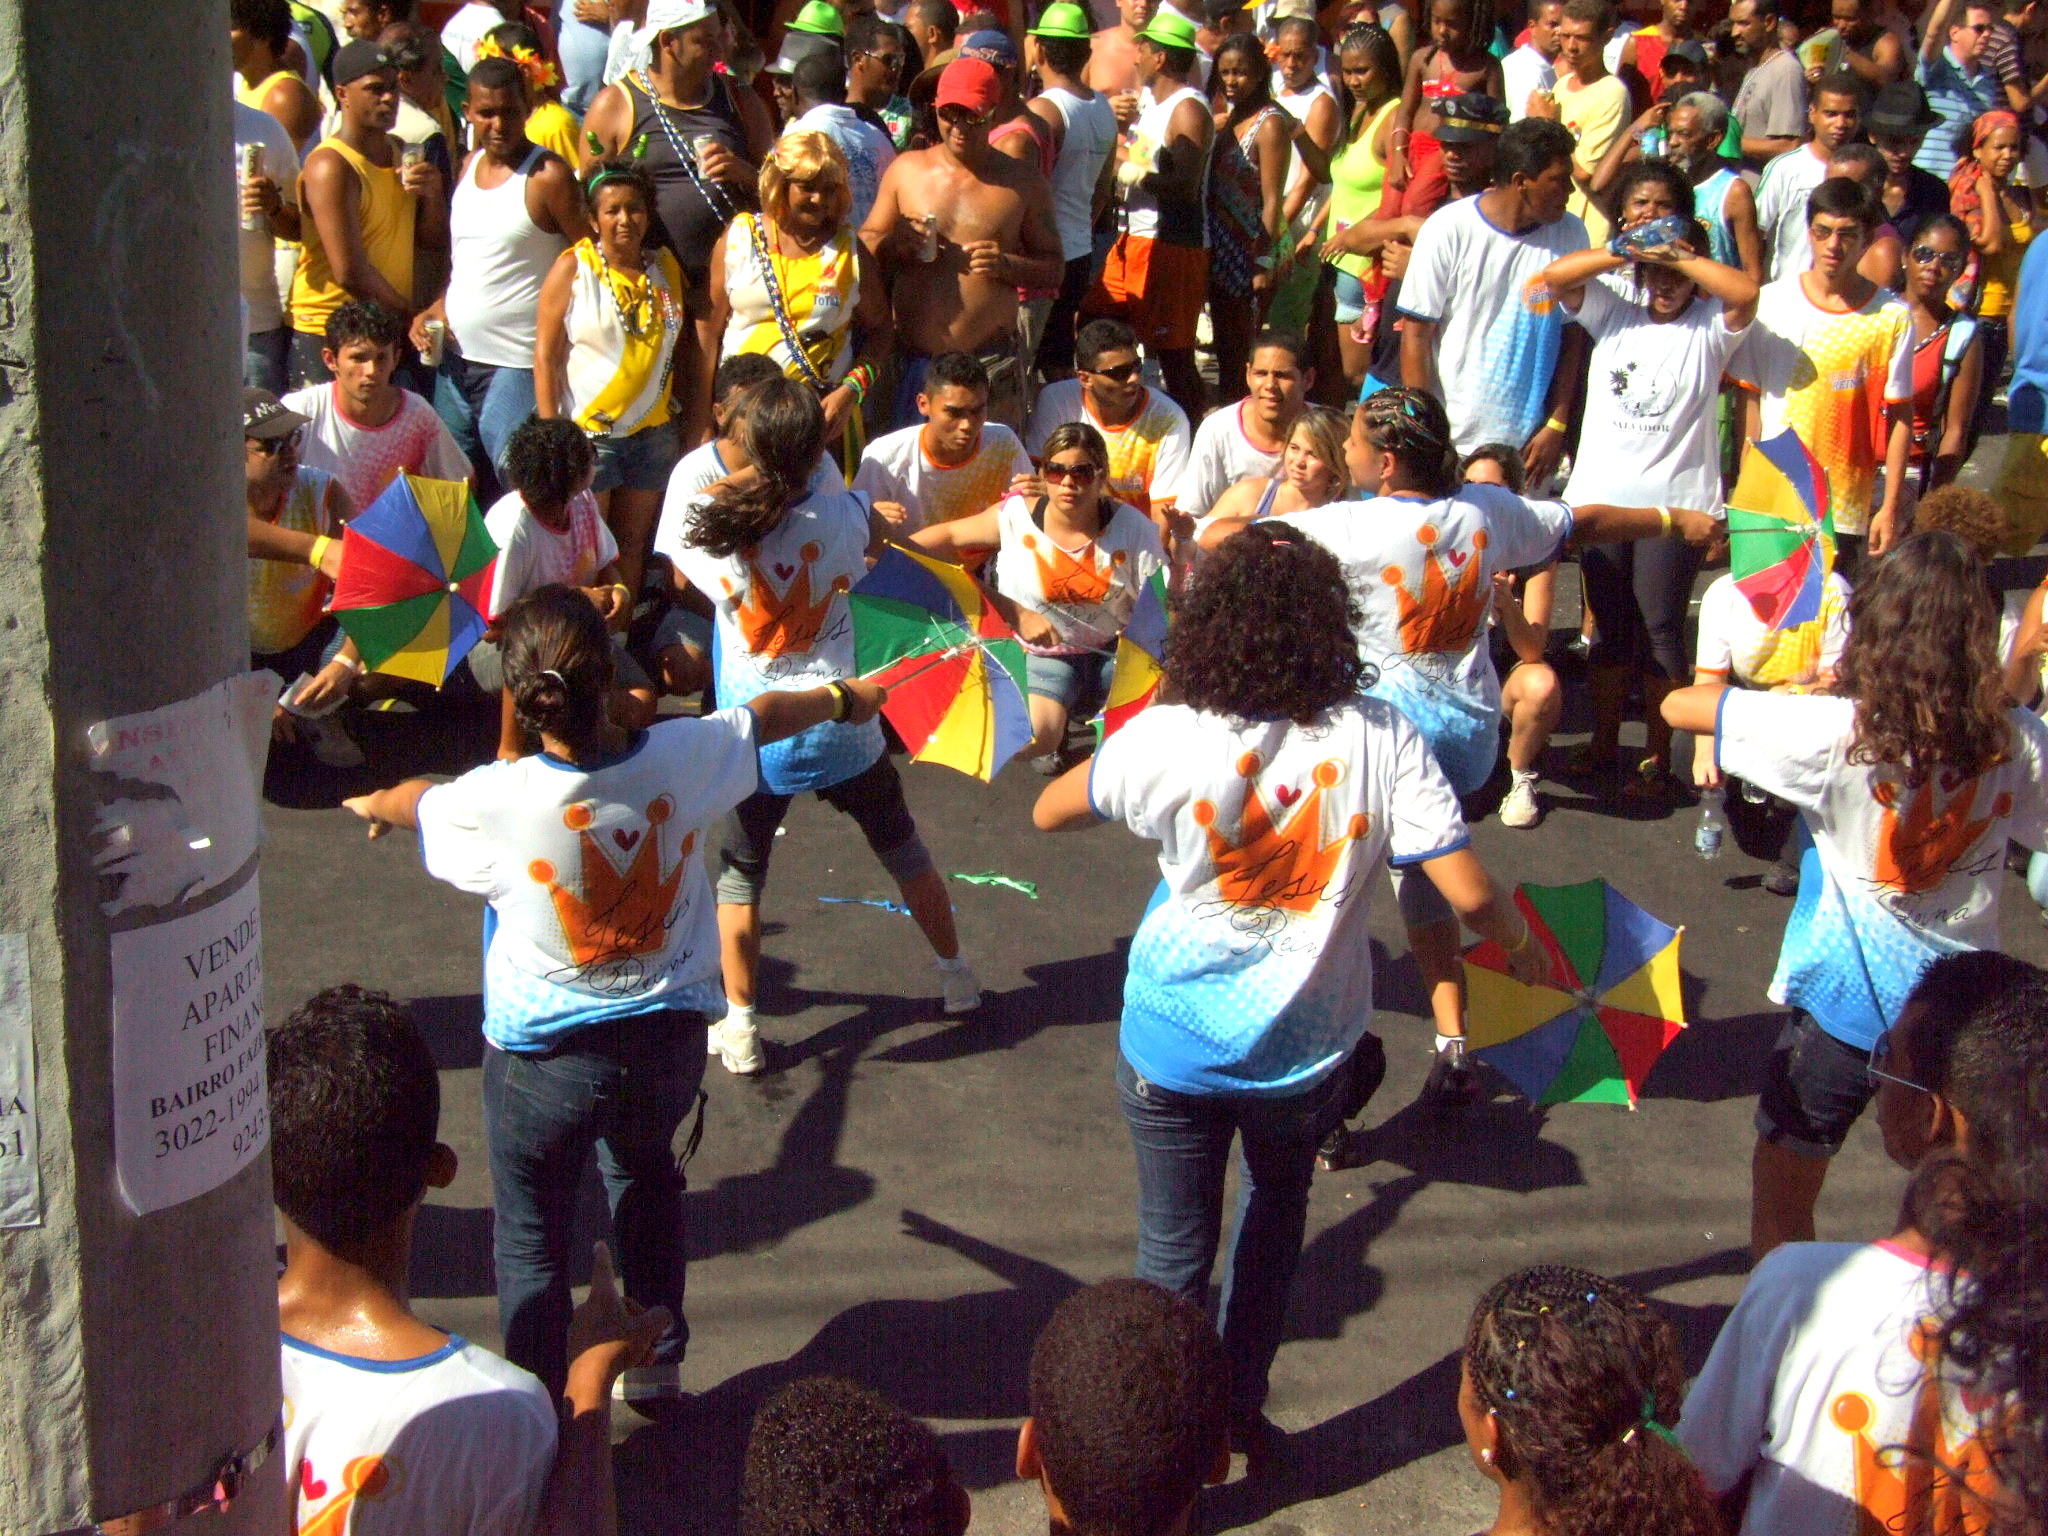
[
  {"xmin": 289, "ymin": 40, "xmax": 449, "ymax": 388},
  {"xmin": 231, "ymin": 0, "xmax": 322, "ymax": 151}
]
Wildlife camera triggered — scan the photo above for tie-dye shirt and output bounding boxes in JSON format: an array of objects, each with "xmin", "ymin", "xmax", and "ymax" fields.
[
  {"xmin": 1279, "ymin": 486, "xmax": 1572, "ymax": 795},
  {"xmin": 1730, "ymin": 278, "xmax": 1915, "ymax": 536},
  {"xmin": 1397, "ymin": 194, "xmax": 1590, "ymax": 453},
  {"xmin": 853, "ymin": 423, "xmax": 1033, "ymax": 532},
  {"xmin": 1715, "ymin": 691, "xmax": 2048, "ymax": 1049},
  {"xmin": 1090, "ymin": 696, "xmax": 1467, "ymax": 1094}
]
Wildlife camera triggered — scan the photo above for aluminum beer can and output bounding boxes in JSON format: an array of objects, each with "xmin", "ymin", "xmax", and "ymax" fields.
[
  {"xmin": 240, "ymin": 143, "xmax": 266, "ymax": 232},
  {"xmin": 420, "ymin": 318, "xmax": 447, "ymax": 368}
]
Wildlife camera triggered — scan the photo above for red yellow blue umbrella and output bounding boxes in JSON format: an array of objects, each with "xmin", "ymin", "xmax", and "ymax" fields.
[{"xmin": 330, "ymin": 474, "xmax": 497, "ymax": 686}]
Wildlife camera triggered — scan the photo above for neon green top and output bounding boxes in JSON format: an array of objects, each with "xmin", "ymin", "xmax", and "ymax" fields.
[{"xmin": 1323, "ymin": 99, "xmax": 1398, "ymax": 279}]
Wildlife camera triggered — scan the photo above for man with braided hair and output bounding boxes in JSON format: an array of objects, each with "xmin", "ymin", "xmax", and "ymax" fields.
[
  {"xmin": 1459, "ymin": 1265, "xmax": 1719, "ymax": 1536},
  {"xmin": 1201, "ymin": 388, "xmax": 1719, "ymax": 1108}
]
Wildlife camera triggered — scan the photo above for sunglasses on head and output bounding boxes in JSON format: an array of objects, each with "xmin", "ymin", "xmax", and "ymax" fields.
[
  {"xmin": 1043, "ymin": 459, "xmax": 1100, "ymax": 484},
  {"xmin": 1085, "ymin": 360, "xmax": 1142, "ymax": 383},
  {"xmin": 1911, "ymin": 244, "xmax": 1964, "ymax": 268}
]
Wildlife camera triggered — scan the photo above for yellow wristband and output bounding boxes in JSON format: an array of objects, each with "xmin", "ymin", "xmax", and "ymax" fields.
[
  {"xmin": 308, "ymin": 535, "xmax": 334, "ymax": 571},
  {"xmin": 1543, "ymin": 416, "xmax": 1568, "ymax": 435},
  {"xmin": 1504, "ymin": 921, "xmax": 1534, "ymax": 955},
  {"xmin": 1657, "ymin": 505, "xmax": 1674, "ymax": 537}
]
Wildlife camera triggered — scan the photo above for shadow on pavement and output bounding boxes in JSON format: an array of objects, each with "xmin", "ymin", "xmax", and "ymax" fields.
[{"xmin": 614, "ymin": 1211, "xmax": 1085, "ymax": 1536}]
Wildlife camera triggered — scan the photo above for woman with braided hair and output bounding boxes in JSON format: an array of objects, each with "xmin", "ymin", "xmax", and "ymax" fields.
[
  {"xmin": 1460, "ymin": 1265, "xmax": 1719, "ymax": 1536},
  {"xmin": 1203, "ymin": 387, "xmax": 1719, "ymax": 1107}
]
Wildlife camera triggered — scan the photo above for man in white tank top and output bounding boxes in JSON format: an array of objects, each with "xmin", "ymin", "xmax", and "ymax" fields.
[
  {"xmin": 417, "ymin": 56, "xmax": 591, "ymax": 494},
  {"xmin": 1268, "ymin": 14, "xmax": 1339, "ymax": 333},
  {"xmin": 1025, "ymin": 3, "xmax": 1121, "ymax": 376}
]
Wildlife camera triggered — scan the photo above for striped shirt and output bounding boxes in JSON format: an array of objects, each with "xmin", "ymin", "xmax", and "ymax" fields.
[{"xmin": 1913, "ymin": 50, "xmax": 2004, "ymax": 175}]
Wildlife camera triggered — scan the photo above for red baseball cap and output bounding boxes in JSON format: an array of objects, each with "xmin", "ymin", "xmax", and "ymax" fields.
[{"xmin": 934, "ymin": 57, "xmax": 1001, "ymax": 116}]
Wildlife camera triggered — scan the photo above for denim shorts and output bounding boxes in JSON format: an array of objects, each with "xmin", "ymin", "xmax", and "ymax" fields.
[
  {"xmin": 1330, "ymin": 267, "xmax": 1367, "ymax": 325},
  {"xmin": 592, "ymin": 421, "xmax": 681, "ymax": 494},
  {"xmin": 1026, "ymin": 649, "xmax": 1113, "ymax": 714},
  {"xmin": 1754, "ymin": 1010, "xmax": 1875, "ymax": 1158}
]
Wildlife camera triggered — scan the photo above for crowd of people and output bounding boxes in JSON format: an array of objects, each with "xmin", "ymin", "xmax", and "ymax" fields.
[{"xmin": 228, "ymin": 0, "xmax": 2048, "ymax": 1528}]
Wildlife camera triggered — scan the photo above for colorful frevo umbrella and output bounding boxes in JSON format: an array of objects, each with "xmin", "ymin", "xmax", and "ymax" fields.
[
  {"xmin": 1462, "ymin": 880, "xmax": 1686, "ymax": 1108},
  {"xmin": 1725, "ymin": 431, "xmax": 1833, "ymax": 684},
  {"xmin": 330, "ymin": 474, "xmax": 498, "ymax": 686},
  {"xmin": 850, "ymin": 544, "xmax": 1032, "ymax": 780},
  {"xmin": 1098, "ymin": 565, "xmax": 1169, "ymax": 741}
]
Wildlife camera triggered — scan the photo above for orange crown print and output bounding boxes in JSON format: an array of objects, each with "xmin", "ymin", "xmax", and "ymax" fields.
[
  {"xmin": 724, "ymin": 541, "xmax": 850, "ymax": 658},
  {"xmin": 1872, "ymin": 773, "xmax": 2011, "ymax": 896},
  {"xmin": 527, "ymin": 798, "xmax": 691, "ymax": 968},
  {"xmin": 1381, "ymin": 524, "xmax": 1488, "ymax": 655},
  {"xmin": 1192, "ymin": 753, "xmax": 1370, "ymax": 914},
  {"xmin": 1828, "ymin": 1380, "xmax": 1995, "ymax": 1536},
  {"xmin": 1020, "ymin": 528, "xmax": 1120, "ymax": 607}
]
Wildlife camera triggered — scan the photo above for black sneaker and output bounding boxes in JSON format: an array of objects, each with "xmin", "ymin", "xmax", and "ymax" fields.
[{"xmin": 1419, "ymin": 1047, "xmax": 1483, "ymax": 1110}]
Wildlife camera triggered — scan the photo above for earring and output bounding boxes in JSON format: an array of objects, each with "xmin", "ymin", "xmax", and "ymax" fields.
[{"xmin": 1480, "ymin": 1448, "xmax": 1495, "ymax": 1465}]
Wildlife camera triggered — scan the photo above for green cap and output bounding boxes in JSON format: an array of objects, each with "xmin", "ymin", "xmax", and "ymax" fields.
[
  {"xmin": 1029, "ymin": 1, "xmax": 1094, "ymax": 37},
  {"xmin": 1135, "ymin": 9, "xmax": 1198, "ymax": 50},
  {"xmin": 788, "ymin": 0, "xmax": 845, "ymax": 35}
]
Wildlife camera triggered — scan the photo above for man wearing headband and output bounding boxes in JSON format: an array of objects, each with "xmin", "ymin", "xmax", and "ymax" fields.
[{"xmin": 858, "ymin": 57, "xmax": 1065, "ymax": 431}]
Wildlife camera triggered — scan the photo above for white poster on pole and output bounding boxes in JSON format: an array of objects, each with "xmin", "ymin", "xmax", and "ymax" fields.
[
  {"xmin": 109, "ymin": 873, "xmax": 269, "ymax": 1215},
  {"xmin": 90, "ymin": 672, "xmax": 275, "ymax": 1215},
  {"xmin": 0, "ymin": 933, "xmax": 41, "ymax": 1228}
]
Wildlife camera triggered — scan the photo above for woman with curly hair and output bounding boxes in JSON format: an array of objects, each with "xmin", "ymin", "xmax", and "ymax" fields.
[
  {"xmin": 1202, "ymin": 388, "xmax": 1717, "ymax": 1107},
  {"xmin": 667, "ymin": 375, "xmax": 980, "ymax": 1074},
  {"xmin": 913, "ymin": 421, "xmax": 1166, "ymax": 770},
  {"xmin": 1461, "ymin": 1265, "xmax": 1717, "ymax": 1536},
  {"xmin": 1662, "ymin": 529, "xmax": 2048, "ymax": 1262},
  {"xmin": 1033, "ymin": 521, "xmax": 1549, "ymax": 1464}
]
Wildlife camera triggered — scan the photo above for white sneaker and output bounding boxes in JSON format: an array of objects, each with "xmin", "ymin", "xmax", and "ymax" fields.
[
  {"xmin": 936, "ymin": 959, "xmax": 981, "ymax": 1015},
  {"xmin": 612, "ymin": 1362, "xmax": 687, "ymax": 1410},
  {"xmin": 708, "ymin": 1012, "xmax": 765, "ymax": 1074},
  {"xmin": 1498, "ymin": 776, "xmax": 1542, "ymax": 829},
  {"xmin": 300, "ymin": 713, "xmax": 366, "ymax": 769}
]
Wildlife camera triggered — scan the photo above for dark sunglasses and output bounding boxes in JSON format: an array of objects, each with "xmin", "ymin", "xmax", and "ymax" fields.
[
  {"xmin": 1084, "ymin": 360, "xmax": 1142, "ymax": 383},
  {"xmin": 937, "ymin": 105, "xmax": 992, "ymax": 126},
  {"xmin": 248, "ymin": 429, "xmax": 304, "ymax": 454},
  {"xmin": 856, "ymin": 47, "xmax": 903, "ymax": 63},
  {"xmin": 1043, "ymin": 460, "xmax": 1101, "ymax": 484},
  {"xmin": 1910, "ymin": 244, "xmax": 1964, "ymax": 269},
  {"xmin": 1867, "ymin": 1031, "xmax": 1930, "ymax": 1094}
]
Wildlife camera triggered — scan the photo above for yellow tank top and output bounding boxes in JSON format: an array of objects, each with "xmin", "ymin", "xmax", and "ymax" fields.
[
  {"xmin": 235, "ymin": 69, "xmax": 299, "ymax": 115},
  {"xmin": 1976, "ymin": 216, "xmax": 2036, "ymax": 321},
  {"xmin": 1324, "ymin": 99, "xmax": 1398, "ymax": 279},
  {"xmin": 525, "ymin": 101, "xmax": 587, "ymax": 172},
  {"xmin": 289, "ymin": 137, "xmax": 416, "ymax": 337}
]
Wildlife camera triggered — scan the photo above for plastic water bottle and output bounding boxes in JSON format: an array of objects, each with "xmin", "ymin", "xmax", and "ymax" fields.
[{"xmin": 1694, "ymin": 786, "xmax": 1727, "ymax": 861}]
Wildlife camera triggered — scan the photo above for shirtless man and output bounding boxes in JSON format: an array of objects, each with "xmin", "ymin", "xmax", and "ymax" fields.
[
  {"xmin": 860, "ymin": 57, "xmax": 1064, "ymax": 430},
  {"xmin": 1087, "ymin": 0, "xmax": 1151, "ymax": 116}
]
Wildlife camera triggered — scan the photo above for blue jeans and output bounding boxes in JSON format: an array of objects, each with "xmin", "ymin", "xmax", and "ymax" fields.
[
  {"xmin": 246, "ymin": 326, "xmax": 290, "ymax": 392},
  {"xmin": 556, "ymin": 9, "xmax": 611, "ymax": 116},
  {"xmin": 1115, "ymin": 1051, "xmax": 1347, "ymax": 1419},
  {"xmin": 483, "ymin": 1009, "xmax": 707, "ymax": 1396},
  {"xmin": 434, "ymin": 346, "xmax": 537, "ymax": 495}
]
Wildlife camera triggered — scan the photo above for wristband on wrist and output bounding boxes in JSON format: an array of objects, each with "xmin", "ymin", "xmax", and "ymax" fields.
[
  {"xmin": 333, "ymin": 653, "xmax": 362, "ymax": 674},
  {"xmin": 1657, "ymin": 504, "xmax": 1674, "ymax": 538},
  {"xmin": 1543, "ymin": 416, "xmax": 1568, "ymax": 435},
  {"xmin": 308, "ymin": 534, "xmax": 334, "ymax": 570},
  {"xmin": 1504, "ymin": 919, "xmax": 1534, "ymax": 955},
  {"xmin": 610, "ymin": 582, "xmax": 632, "ymax": 602},
  {"xmin": 825, "ymin": 680, "xmax": 851, "ymax": 722}
]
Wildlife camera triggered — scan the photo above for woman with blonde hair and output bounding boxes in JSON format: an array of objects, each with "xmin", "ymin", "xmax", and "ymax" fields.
[
  {"xmin": 1204, "ymin": 405, "xmax": 1354, "ymax": 523},
  {"xmin": 701, "ymin": 129, "xmax": 890, "ymax": 468}
]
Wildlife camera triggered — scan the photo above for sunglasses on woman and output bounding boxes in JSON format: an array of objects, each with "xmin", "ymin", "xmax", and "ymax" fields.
[
  {"xmin": 1866, "ymin": 1031, "xmax": 1929, "ymax": 1094},
  {"xmin": 1910, "ymin": 245, "xmax": 1964, "ymax": 269},
  {"xmin": 1084, "ymin": 361, "xmax": 1142, "ymax": 383},
  {"xmin": 1043, "ymin": 460, "xmax": 1100, "ymax": 485}
]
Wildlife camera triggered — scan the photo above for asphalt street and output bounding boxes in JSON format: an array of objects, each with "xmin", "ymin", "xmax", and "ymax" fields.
[{"xmin": 261, "ymin": 616, "xmax": 2048, "ymax": 1536}]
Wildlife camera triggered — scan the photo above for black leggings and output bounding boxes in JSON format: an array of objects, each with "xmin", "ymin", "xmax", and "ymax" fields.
[{"xmin": 1577, "ymin": 538, "xmax": 1702, "ymax": 680}]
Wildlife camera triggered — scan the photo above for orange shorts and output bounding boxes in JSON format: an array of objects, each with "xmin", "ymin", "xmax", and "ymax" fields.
[{"xmin": 1087, "ymin": 234, "xmax": 1210, "ymax": 353}]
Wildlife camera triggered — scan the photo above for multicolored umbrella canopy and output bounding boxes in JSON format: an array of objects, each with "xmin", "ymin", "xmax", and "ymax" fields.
[
  {"xmin": 850, "ymin": 545, "xmax": 1032, "ymax": 780},
  {"xmin": 1463, "ymin": 880, "xmax": 1686, "ymax": 1108},
  {"xmin": 1727, "ymin": 431, "xmax": 1832, "ymax": 629},
  {"xmin": 330, "ymin": 474, "xmax": 497, "ymax": 686},
  {"xmin": 1098, "ymin": 565, "xmax": 1169, "ymax": 741}
]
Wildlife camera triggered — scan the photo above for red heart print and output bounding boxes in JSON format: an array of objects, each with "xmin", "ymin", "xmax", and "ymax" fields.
[
  {"xmin": 613, "ymin": 829, "xmax": 641, "ymax": 852},
  {"xmin": 301, "ymin": 1463, "xmax": 328, "ymax": 1501},
  {"xmin": 1274, "ymin": 784, "xmax": 1301, "ymax": 807},
  {"xmin": 1446, "ymin": 549, "xmax": 1468, "ymax": 567},
  {"xmin": 774, "ymin": 562, "xmax": 796, "ymax": 580}
]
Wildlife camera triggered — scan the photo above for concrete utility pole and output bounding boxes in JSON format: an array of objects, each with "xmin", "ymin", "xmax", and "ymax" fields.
[{"xmin": 0, "ymin": 2, "xmax": 286, "ymax": 1531}]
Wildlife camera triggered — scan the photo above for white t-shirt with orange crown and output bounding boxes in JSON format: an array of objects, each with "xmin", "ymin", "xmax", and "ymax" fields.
[
  {"xmin": 853, "ymin": 422, "xmax": 1034, "ymax": 532},
  {"xmin": 1089, "ymin": 696, "xmax": 1468, "ymax": 1094},
  {"xmin": 990, "ymin": 493, "xmax": 1165, "ymax": 655}
]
